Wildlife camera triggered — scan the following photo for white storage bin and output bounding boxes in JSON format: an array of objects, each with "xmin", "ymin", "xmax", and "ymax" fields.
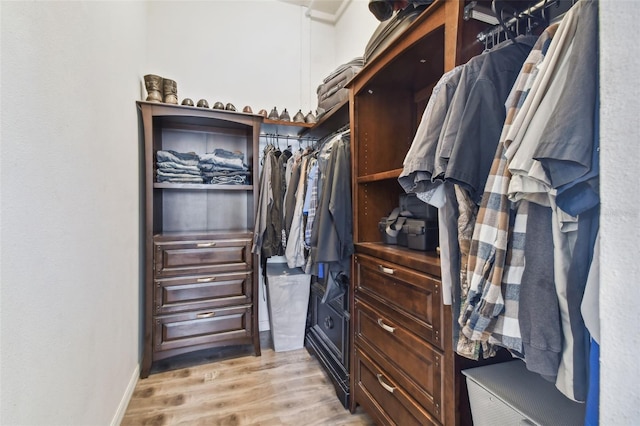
[
  {"xmin": 266, "ymin": 262, "xmax": 311, "ymax": 352},
  {"xmin": 463, "ymin": 360, "xmax": 585, "ymax": 426}
]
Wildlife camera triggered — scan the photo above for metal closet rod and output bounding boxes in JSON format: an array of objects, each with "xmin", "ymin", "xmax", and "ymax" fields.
[
  {"xmin": 260, "ymin": 133, "xmax": 318, "ymax": 143},
  {"xmin": 475, "ymin": 0, "xmax": 562, "ymax": 43}
]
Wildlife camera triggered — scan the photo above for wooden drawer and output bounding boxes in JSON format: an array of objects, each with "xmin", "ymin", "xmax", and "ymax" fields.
[
  {"xmin": 153, "ymin": 305, "xmax": 252, "ymax": 353},
  {"xmin": 154, "ymin": 272, "xmax": 253, "ymax": 315},
  {"xmin": 355, "ymin": 298, "xmax": 444, "ymax": 422},
  {"xmin": 154, "ymin": 237, "xmax": 251, "ymax": 277},
  {"xmin": 354, "ymin": 253, "xmax": 442, "ymax": 349},
  {"xmin": 354, "ymin": 348, "xmax": 440, "ymax": 426}
]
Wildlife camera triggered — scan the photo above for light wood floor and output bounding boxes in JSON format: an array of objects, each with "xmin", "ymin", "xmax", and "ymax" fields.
[{"xmin": 122, "ymin": 334, "xmax": 374, "ymax": 426}]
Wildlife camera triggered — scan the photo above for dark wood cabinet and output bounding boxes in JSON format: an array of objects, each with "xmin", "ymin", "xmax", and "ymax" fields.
[
  {"xmin": 302, "ymin": 100, "xmax": 353, "ymax": 408},
  {"xmin": 347, "ymin": 1, "xmax": 495, "ymax": 424},
  {"xmin": 306, "ymin": 279, "xmax": 351, "ymax": 407},
  {"xmin": 353, "ymin": 251, "xmax": 447, "ymax": 425},
  {"xmin": 137, "ymin": 102, "xmax": 262, "ymax": 378}
]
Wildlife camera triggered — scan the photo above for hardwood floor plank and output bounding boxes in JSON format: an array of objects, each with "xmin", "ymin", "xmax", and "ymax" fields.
[{"xmin": 122, "ymin": 336, "xmax": 373, "ymax": 425}]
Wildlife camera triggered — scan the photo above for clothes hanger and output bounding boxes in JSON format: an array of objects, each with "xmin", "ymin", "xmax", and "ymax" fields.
[
  {"xmin": 520, "ymin": 0, "xmax": 549, "ymax": 35},
  {"xmin": 492, "ymin": 1, "xmax": 517, "ymax": 41},
  {"xmin": 491, "ymin": 0, "xmax": 528, "ymax": 55}
]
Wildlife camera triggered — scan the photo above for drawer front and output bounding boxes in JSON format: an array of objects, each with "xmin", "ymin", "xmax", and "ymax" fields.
[
  {"xmin": 354, "ymin": 348, "xmax": 440, "ymax": 426},
  {"xmin": 355, "ymin": 299, "xmax": 444, "ymax": 422},
  {"xmin": 309, "ymin": 285, "xmax": 348, "ymax": 364},
  {"xmin": 154, "ymin": 272, "xmax": 253, "ymax": 314},
  {"xmin": 154, "ymin": 238, "xmax": 252, "ymax": 277},
  {"xmin": 313, "ymin": 276, "xmax": 349, "ymax": 312},
  {"xmin": 153, "ymin": 305, "xmax": 252, "ymax": 352},
  {"xmin": 354, "ymin": 253, "xmax": 442, "ymax": 349}
]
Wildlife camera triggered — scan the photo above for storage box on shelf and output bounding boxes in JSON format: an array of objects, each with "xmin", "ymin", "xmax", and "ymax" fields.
[
  {"xmin": 347, "ymin": 1, "xmax": 500, "ymax": 424},
  {"xmin": 137, "ymin": 101, "xmax": 262, "ymax": 378}
]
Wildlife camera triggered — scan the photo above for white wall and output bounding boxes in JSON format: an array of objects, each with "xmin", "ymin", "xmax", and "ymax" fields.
[
  {"xmin": 598, "ymin": 1, "xmax": 640, "ymax": 423},
  {"xmin": 0, "ymin": 1, "xmax": 146, "ymax": 425},
  {"xmin": 145, "ymin": 0, "xmax": 335, "ymax": 119},
  {"xmin": 334, "ymin": 0, "xmax": 380, "ymax": 66},
  {"xmin": 142, "ymin": 0, "xmax": 378, "ymax": 120},
  {"xmin": 308, "ymin": 10, "xmax": 338, "ymax": 109}
]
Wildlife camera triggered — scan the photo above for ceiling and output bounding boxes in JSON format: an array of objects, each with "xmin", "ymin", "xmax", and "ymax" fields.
[{"xmin": 278, "ymin": 0, "xmax": 351, "ymax": 24}]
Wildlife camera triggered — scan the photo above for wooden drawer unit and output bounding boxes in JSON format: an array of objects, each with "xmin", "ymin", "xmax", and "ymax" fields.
[
  {"xmin": 353, "ymin": 252, "xmax": 446, "ymax": 423},
  {"xmin": 346, "ymin": 1, "xmax": 510, "ymax": 423},
  {"xmin": 153, "ymin": 305, "xmax": 253, "ymax": 356},
  {"xmin": 154, "ymin": 271, "xmax": 253, "ymax": 315},
  {"xmin": 146, "ymin": 232, "xmax": 258, "ymax": 372},
  {"xmin": 354, "ymin": 348, "xmax": 440, "ymax": 426},
  {"xmin": 354, "ymin": 253, "xmax": 442, "ymax": 349},
  {"xmin": 355, "ymin": 299, "xmax": 444, "ymax": 422},
  {"xmin": 138, "ymin": 102, "xmax": 262, "ymax": 377},
  {"xmin": 154, "ymin": 237, "xmax": 252, "ymax": 277}
]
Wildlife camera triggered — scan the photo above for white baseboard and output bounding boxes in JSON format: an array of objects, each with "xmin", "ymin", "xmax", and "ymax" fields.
[
  {"xmin": 259, "ymin": 319, "xmax": 271, "ymax": 331},
  {"xmin": 111, "ymin": 364, "xmax": 139, "ymax": 426}
]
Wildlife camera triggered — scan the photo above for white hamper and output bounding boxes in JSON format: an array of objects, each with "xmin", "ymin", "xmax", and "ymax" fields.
[
  {"xmin": 462, "ymin": 360, "xmax": 585, "ymax": 426},
  {"xmin": 266, "ymin": 263, "xmax": 311, "ymax": 352}
]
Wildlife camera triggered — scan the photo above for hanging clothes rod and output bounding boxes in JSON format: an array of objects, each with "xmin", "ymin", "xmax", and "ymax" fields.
[
  {"xmin": 259, "ymin": 133, "xmax": 318, "ymax": 143},
  {"xmin": 474, "ymin": 0, "xmax": 562, "ymax": 43}
]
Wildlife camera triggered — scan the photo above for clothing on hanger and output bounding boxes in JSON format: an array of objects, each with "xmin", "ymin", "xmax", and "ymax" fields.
[{"xmin": 398, "ymin": 0, "xmax": 599, "ymax": 403}]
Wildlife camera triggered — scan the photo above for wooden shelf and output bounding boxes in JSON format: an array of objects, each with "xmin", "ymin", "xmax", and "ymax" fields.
[
  {"xmin": 154, "ymin": 183, "xmax": 253, "ymax": 191},
  {"xmin": 356, "ymin": 168, "xmax": 403, "ymax": 183},
  {"xmin": 300, "ymin": 100, "xmax": 349, "ymax": 140},
  {"xmin": 137, "ymin": 100, "xmax": 263, "ymax": 129},
  {"xmin": 261, "ymin": 118, "xmax": 313, "ymax": 137},
  {"xmin": 154, "ymin": 230, "xmax": 253, "ymax": 241}
]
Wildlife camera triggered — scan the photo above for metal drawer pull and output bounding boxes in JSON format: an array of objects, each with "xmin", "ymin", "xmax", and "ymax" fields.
[
  {"xmin": 378, "ymin": 265, "xmax": 395, "ymax": 275},
  {"xmin": 196, "ymin": 242, "xmax": 216, "ymax": 248},
  {"xmin": 196, "ymin": 277, "xmax": 216, "ymax": 283},
  {"xmin": 196, "ymin": 312, "xmax": 216, "ymax": 319},
  {"xmin": 376, "ymin": 374, "xmax": 396, "ymax": 393},
  {"xmin": 377, "ymin": 318, "xmax": 396, "ymax": 333}
]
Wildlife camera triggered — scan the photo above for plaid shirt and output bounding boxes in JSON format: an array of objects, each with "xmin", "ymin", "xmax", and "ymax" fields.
[
  {"xmin": 304, "ymin": 160, "xmax": 319, "ymax": 249},
  {"xmin": 459, "ymin": 25, "xmax": 558, "ymax": 348}
]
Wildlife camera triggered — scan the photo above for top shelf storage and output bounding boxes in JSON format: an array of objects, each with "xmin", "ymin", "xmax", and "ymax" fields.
[
  {"xmin": 137, "ymin": 101, "xmax": 262, "ymax": 235},
  {"xmin": 348, "ymin": 0, "xmax": 486, "ymax": 250},
  {"xmin": 300, "ymin": 99, "xmax": 350, "ymax": 140},
  {"xmin": 139, "ymin": 101, "xmax": 264, "ymax": 130}
]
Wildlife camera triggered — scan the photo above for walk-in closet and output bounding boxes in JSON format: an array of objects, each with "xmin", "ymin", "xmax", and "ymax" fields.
[{"xmin": 2, "ymin": 1, "xmax": 638, "ymax": 425}]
